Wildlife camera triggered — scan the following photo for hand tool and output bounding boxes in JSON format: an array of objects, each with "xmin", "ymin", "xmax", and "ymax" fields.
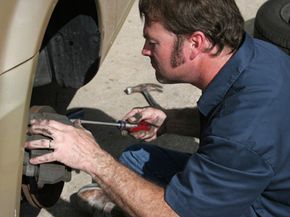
[
  {"xmin": 70, "ymin": 119, "xmax": 151, "ymax": 133},
  {"xmin": 124, "ymin": 83, "xmax": 163, "ymax": 109}
]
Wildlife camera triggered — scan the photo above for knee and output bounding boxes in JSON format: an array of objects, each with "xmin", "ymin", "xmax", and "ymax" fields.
[{"xmin": 119, "ymin": 144, "xmax": 149, "ymax": 167}]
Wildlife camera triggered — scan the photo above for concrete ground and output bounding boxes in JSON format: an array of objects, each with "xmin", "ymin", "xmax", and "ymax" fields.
[{"xmin": 21, "ymin": 0, "xmax": 267, "ymax": 216}]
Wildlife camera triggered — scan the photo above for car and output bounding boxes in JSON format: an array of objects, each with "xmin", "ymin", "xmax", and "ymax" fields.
[{"xmin": 0, "ymin": 0, "xmax": 134, "ymax": 216}]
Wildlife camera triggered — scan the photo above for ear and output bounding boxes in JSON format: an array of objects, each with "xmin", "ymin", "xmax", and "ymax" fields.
[{"xmin": 187, "ymin": 31, "xmax": 208, "ymax": 60}]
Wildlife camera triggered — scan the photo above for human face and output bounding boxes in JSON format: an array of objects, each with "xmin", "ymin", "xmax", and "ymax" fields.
[{"xmin": 142, "ymin": 21, "xmax": 190, "ymax": 83}]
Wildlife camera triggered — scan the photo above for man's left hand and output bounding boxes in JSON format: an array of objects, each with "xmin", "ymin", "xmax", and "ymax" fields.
[{"xmin": 25, "ymin": 119, "xmax": 101, "ymax": 173}]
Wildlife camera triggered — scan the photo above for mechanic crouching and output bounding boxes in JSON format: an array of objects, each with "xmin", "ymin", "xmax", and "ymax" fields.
[{"xmin": 25, "ymin": 0, "xmax": 290, "ymax": 216}]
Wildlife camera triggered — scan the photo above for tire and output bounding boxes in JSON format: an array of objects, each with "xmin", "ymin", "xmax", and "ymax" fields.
[{"xmin": 254, "ymin": 0, "xmax": 290, "ymax": 55}]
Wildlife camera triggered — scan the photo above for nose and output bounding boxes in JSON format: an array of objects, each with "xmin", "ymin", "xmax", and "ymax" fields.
[{"xmin": 141, "ymin": 41, "xmax": 151, "ymax": 56}]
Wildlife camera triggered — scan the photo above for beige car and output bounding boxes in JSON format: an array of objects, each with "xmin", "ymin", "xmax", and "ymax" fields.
[{"xmin": 0, "ymin": 0, "xmax": 134, "ymax": 216}]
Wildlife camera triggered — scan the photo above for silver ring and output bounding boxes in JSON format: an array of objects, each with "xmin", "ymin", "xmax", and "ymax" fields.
[{"xmin": 48, "ymin": 139, "xmax": 52, "ymax": 149}]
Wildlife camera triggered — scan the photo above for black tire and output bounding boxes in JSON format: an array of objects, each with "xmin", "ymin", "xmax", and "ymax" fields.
[{"xmin": 254, "ymin": 0, "xmax": 290, "ymax": 55}]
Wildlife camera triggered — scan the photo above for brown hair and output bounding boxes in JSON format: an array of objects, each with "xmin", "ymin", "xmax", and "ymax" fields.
[{"xmin": 139, "ymin": 0, "xmax": 244, "ymax": 55}]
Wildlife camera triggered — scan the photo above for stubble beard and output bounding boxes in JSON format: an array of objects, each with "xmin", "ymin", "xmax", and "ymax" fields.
[
  {"xmin": 171, "ymin": 35, "xmax": 186, "ymax": 68},
  {"xmin": 153, "ymin": 35, "xmax": 186, "ymax": 83}
]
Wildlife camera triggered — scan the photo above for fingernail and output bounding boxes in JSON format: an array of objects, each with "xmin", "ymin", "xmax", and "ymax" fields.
[
  {"xmin": 29, "ymin": 158, "xmax": 38, "ymax": 165},
  {"xmin": 30, "ymin": 119, "xmax": 35, "ymax": 124},
  {"xmin": 133, "ymin": 113, "xmax": 142, "ymax": 120}
]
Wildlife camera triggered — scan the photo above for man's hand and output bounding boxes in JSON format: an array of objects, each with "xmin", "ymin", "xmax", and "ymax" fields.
[
  {"xmin": 123, "ymin": 107, "xmax": 166, "ymax": 141},
  {"xmin": 25, "ymin": 118, "xmax": 178, "ymax": 217},
  {"xmin": 25, "ymin": 119, "xmax": 102, "ymax": 173}
]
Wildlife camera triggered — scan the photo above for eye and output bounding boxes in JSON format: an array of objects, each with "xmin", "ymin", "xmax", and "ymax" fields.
[
  {"xmin": 147, "ymin": 40, "xmax": 158, "ymax": 49},
  {"xmin": 148, "ymin": 40, "xmax": 156, "ymax": 45}
]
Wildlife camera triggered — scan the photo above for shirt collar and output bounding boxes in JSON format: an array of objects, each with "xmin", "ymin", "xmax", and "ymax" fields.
[{"xmin": 197, "ymin": 33, "xmax": 255, "ymax": 116}]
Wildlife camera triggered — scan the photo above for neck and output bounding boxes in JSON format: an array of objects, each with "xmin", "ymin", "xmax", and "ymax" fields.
[{"xmin": 194, "ymin": 47, "xmax": 234, "ymax": 90}]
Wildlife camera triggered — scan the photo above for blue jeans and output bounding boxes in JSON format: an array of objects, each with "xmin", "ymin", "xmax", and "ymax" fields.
[{"xmin": 119, "ymin": 144, "xmax": 191, "ymax": 186}]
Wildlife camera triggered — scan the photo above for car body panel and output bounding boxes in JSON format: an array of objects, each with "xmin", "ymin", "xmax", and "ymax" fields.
[
  {"xmin": 0, "ymin": 0, "xmax": 134, "ymax": 215},
  {"xmin": 0, "ymin": 55, "xmax": 38, "ymax": 217},
  {"xmin": 97, "ymin": 0, "xmax": 135, "ymax": 63},
  {"xmin": 0, "ymin": 0, "xmax": 57, "ymax": 74},
  {"xmin": 0, "ymin": 0, "xmax": 135, "ymax": 74}
]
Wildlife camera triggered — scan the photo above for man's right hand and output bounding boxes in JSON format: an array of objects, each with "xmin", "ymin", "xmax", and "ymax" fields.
[{"xmin": 122, "ymin": 107, "xmax": 167, "ymax": 141}]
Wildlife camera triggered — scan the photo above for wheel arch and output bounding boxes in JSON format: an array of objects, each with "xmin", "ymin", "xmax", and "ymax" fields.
[
  {"xmin": 0, "ymin": 0, "xmax": 58, "ymax": 74},
  {"xmin": 34, "ymin": 0, "xmax": 102, "ymax": 88}
]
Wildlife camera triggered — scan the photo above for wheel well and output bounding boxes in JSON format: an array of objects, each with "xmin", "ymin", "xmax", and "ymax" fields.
[
  {"xmin": 34, "ymin": 0, "xmax": 101, "ymax": 88},
  {"xmin": 31, "ymin": 0, "xmax": 101, "ymax": 114}
]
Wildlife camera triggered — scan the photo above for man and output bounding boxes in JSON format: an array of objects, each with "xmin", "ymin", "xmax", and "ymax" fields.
[{"xmin": 26, "ymin": 0, "xmax": 290, "ymax": 216}]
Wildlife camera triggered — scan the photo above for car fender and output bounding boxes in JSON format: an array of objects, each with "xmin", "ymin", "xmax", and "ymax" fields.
[
  {"xmin": 97, "ymin": 0, "xmax": 135, "ymax": 64},
  {"xmin": 0, "ymin": 0, "xmax": 58, "ymax": 74}
]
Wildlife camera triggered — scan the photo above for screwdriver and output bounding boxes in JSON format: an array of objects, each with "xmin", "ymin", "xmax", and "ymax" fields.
[{"xmin": 70, "ymin": 119, "xmax": 151, "ymax": 132}]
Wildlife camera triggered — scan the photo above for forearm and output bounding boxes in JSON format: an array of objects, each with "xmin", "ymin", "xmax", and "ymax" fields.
[
  {"xmin": 87, "ymin": 150, "xmax": 178, "ymax": 217},
  {"xmin": 161, "ymin": 107, "xmax": 200, "ymax": 138},
  {"xmin": 25, "ymin": 118, "xmax": 177, "ymax": 216}
]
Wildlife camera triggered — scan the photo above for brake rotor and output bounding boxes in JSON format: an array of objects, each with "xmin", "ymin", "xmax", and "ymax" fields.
[{"xmin": 22, "ymin": 177, "xmax": 64, "ymax": 208}]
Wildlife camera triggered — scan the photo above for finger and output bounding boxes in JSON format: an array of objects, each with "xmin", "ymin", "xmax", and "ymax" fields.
[
  {"xmin": 134, "ymin": 108, "xmax": 157, "ymax": 121},
  {"xmin": 139, "ymin": 130, "xmax": 156, "ymax": 142},
  {"xmin": 73, "ymin": 119, "xmax": 84, "ymax": 129},
  {"xmin": 25, "ymin": 139, "xmax": 52, "ymax": 149},
  {"xmin": 28, "ymin": 123, "xmax": 56, "ymax": 139},
  {"xmin": 131, "ymin": 130, "xmax": 155, "ymax": 141},
  {"xmin": 123, "ymin": 111, "xmax": 139, "ymax": 122},
  {"xmin": 122, "ymin": 108, "xmax": 144, "ymax": 121},
  {"xmin": 29, "ymin": 152, "xmax": 56, "ymax": 164},
  {"xmin": 128, "ymin": 108, "xmax": 160, "ymax": 125},
  {"xmin": 131, "ymin": 131, "xmax": 147, "ymax": 139},
  {"xmin": 129, "ymin": 131, "xmax": 147, "ymax": 140},
  {"xmin": 139, "ymin": 128, "xmax": 158, "ymax": 141},
  {"xmin": 30, "ymin": 119, "xmax": 69, "ymax": 130},
  {"xmin": 144, "ymin": 135, "xmax": 157, "ymax": 142},
  {"xmin": 140, "ymin": 132, "xmax": 154, "ymax": 140}
]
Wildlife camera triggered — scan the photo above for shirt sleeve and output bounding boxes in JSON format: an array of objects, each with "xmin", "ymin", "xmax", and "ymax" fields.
[{"xmin": 165, "ymin": 135, "xmax": 274, "ymax": 217}]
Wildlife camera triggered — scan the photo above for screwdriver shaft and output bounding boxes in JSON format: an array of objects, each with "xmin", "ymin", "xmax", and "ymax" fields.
[{"xmin": 70, "ymin": 119, "xmax": 138, "ymax": 128}]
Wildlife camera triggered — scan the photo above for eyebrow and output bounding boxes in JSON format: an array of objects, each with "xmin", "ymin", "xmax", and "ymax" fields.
[
  {"xmin": 143, "ymin": 33, "xmax": 157, "ymax": 42},
  {"xmin": 143, "ymin": 28, "xmax": 152, "ymax": 39}
]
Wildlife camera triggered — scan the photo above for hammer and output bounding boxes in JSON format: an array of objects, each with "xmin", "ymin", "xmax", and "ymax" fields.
[{"xmin": 124, "ymin": 83, "xmax": 163, "ymax": 109}]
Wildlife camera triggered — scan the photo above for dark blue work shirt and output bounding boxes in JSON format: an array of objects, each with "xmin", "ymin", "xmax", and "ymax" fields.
[{"xmin": 165, "ymin": 33, "xmax": 290, "ymax": 217}]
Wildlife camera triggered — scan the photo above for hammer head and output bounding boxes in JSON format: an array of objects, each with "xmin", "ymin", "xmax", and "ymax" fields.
[{"xmin": 124, "ymin": 83, "xmax": 163, "ymax": 95}]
